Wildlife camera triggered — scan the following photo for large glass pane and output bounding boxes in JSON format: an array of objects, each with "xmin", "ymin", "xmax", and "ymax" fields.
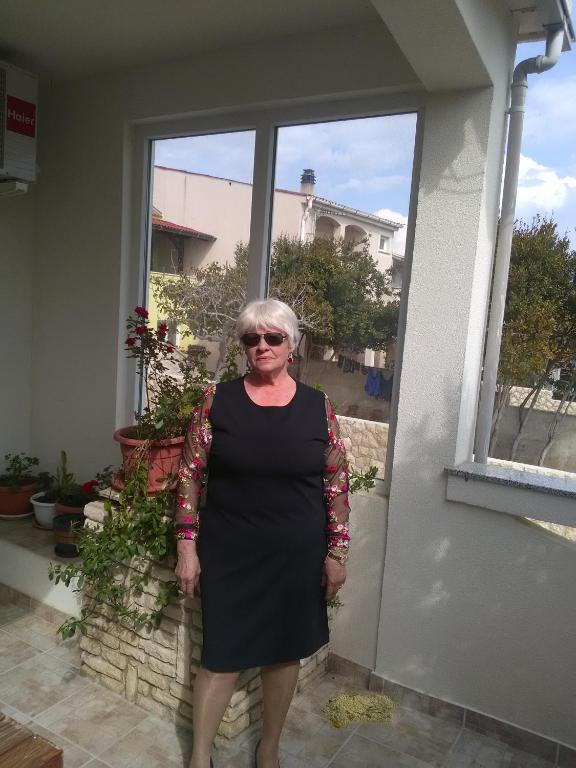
[
  {"xmin": 268, "ymin": 115, "xmax": 416, "ymax": 475},
  {"xmin": 148, "ymin": 131, "xmax": 254, "ymax": 379}
]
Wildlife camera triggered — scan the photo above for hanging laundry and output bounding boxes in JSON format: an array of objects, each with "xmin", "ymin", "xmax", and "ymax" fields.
[
  {"xmin": 379, "ymin": 371, "xmax": 394, "ymax": 401},
  {"xmin": 364, "ymin": 368, "xmax": 381, "ymax": 397}
]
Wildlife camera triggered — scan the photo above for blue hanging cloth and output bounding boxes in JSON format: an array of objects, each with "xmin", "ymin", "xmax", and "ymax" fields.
[{"xmin": 364, "ymin": 368, "xmax": 381, "ymax": 397}]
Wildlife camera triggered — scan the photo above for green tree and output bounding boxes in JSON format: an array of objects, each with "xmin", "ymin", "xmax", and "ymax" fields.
[
  {"xmin": 152, "ymin": 236, "xmax": 400, "ymax": 377},
  {"xmin": 491, "ymin": 215, "xmax": 576, "ymax": 458}
]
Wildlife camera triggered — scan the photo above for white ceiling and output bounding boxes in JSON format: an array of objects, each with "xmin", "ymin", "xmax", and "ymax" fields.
[
  {"xmin": 0, "ymin": 0, "xmax": 571, "ymax": 83},
  {"xmin": 0, "ymin": 0, "xmax": 381, "ymax": 81}
]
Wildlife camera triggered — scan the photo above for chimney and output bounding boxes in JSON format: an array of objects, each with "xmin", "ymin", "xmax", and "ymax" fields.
[{"xmin": 300, "ymin": 168, "xmax": 316, "ymax": 196}]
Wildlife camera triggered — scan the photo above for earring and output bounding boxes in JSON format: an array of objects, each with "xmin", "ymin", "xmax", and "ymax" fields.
[{"xmin": 288, "ymin": 354, "xmax": 294, "ymax": 363}]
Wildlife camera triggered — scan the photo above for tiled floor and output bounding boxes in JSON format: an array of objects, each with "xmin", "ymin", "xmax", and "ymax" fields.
[{"xmin": 0, "ymin": 597, "xmax": 562, "ymax": 767}]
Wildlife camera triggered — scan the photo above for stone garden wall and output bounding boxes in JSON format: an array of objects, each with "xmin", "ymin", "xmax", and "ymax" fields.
[{"xmin": 80, "ymin": 500, "xmax": 330, "ymax": 743}]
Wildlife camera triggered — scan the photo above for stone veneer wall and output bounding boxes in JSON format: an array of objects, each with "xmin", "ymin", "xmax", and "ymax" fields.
[
  {"xmin": 338, "ymin": 415, "xmax": 388, "ymax": 476},
  {"xmin": 80, "ymin": 500, "xmax": 330, "ymax": 742}
]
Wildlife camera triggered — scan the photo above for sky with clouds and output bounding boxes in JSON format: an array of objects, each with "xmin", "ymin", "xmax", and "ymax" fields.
[{"xmin": 155, "ymin": 40, "xmax": 576, "ymax": 255}]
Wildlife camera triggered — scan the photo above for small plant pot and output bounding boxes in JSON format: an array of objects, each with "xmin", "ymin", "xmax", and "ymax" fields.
[
  {"xmin": 113, "ymin": 428, "xmax": 185, "ymax": 493},
  {"xmin": 0, "ymin": 482, "xmax": 39, "ymax": 518},
  {"xmin": 53, "ymin": 513, "xmax": 85, "ymax": 558},
  {"xmin": 30, "ymin": 492, "xmax": 57, "ymax": 529},
  {"xmin": 55, "ymin": 501, "xmax": 86, "ymax": 516}
]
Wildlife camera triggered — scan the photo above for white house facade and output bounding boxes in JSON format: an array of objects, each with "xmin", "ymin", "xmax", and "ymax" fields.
[{"xmin": 152, "ymin": 166, "xmax": 403, "ymax": 279}]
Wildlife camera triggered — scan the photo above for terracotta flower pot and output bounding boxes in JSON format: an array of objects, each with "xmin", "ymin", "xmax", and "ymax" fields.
[
  {"xmin": 0, "ymin": 482, "xmax": 39, "ymax": 518},
  {"xmin": 54, "ymin": 501, "xmax": 86, "ymax": 516},
  {"xmin": 113, "ymin": 427, "xmax": 185, "ymax": 494}
]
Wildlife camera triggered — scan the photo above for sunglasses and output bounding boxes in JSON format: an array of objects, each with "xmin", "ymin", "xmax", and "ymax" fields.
[{"xmin": 241, "ymin": 332, "xmax": 287, "ymax": 348}]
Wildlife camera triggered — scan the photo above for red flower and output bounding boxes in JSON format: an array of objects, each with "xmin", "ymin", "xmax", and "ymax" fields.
[
  {"xmin": 125, "ymin": 337, "xmax": 136, "ymax": 347},
  {"xmin": 134, "ymin": 306, "xmax": 149, "ymax": 318},
  {"xmin": 82, "ymin": 480, "xmax": 99, "ymax": 494},
  {"xmin": 157, "ymin": 322, "xmax": 168, "ymax": 339},
  {"xmin": 167, "ymin": 345, "xmax": 175, "ymax": 353},
  {"xmin": 135, "ymin": 326, "xmax": 147, "ymax": 336}
]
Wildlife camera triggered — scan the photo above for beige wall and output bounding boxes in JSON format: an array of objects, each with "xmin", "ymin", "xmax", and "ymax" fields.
[
  {"xmin": 0, "ymin": 191, "xmax": 35, "ymax": 457},
  {"xmin": 153, "ymin": 167, "xmax": 398, "ymax": 273}
]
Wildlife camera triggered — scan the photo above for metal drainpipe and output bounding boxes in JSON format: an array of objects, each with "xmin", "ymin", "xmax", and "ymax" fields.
[{"xmin": 474, "ymin": 23, "xmax": 565, "ymax": 464}]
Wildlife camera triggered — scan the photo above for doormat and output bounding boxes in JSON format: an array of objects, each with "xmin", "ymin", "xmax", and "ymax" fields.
[{"xmin": 322, "ymin": 693, "xmax": 395, "ymax": 728}]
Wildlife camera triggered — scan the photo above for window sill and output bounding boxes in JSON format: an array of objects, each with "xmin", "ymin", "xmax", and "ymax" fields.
[{"xmin": 445, "ymin": 460, "xmax": 576, "ymax": 526}]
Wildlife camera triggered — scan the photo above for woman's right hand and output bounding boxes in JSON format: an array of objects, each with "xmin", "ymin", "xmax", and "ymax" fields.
[{"xmin": 175, "ymin": 552, "xmax": 201, "ymax": 595}]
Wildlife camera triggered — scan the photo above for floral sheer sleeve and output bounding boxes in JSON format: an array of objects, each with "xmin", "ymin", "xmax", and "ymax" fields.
[
  {"xmin": 174, "ymin": 384, "xmax": 215, "ymax": 541},
  {"xmin": 323, "ymin": 395, "xmax": 351, "ymax": 559}
]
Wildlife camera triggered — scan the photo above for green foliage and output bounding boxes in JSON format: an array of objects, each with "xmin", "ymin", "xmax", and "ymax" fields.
[
  {"xmin": 348, "ymin": 465, "xmax": 378, "ymax": 494},
  {"xmin": 152, "ymin": 236, "xmax": 400, "ymax": 371},
  {"xmin": 499, "ymin": 215, "xmax": 576, "ymax": 386},
  {"xmin": 124, "ymin": 307, "xmax": 211, "ymax": 440},
  {"xmin": 270, "ymin": 235, "xmax": 399, "ymax": 352},
  {"xmin": 219, "ymin": 343, "xmax": 241, "ymax": 383},
  {"xmin": 48, "ymin": 457, "xmax": 181, "ymax": 639},
  {"xmin": 0, "ymin": 453, "xmax": 39, "ymax": 490}
]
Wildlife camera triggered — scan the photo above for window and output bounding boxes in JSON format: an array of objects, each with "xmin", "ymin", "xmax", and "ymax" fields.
[
  {"xmin": 133, "ymin": 97, "xmax": 419, "ymax": 482},
  {"xmin": 379, "ymin": 235, "xmax": 390, "ymax": 253},
  {"xmin": 482, "ymin": 215, "xmax": 576, "ymax": 475},
  {"xmin": 269, "ymin": 115, "xmax": 416, "ymax": 477},
  {"xmin": 147, "ymin": 130, "xmax": 254, "ymax": 378}
]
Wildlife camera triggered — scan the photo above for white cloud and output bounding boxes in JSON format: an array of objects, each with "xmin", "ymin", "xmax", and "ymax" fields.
[
  {"xmin": 373, "ymin": 207, "xmax": 408, "ymax": 255},
  {"xmin": 517, "ymin": 154, "xmax": 576, "ymax": 211}
]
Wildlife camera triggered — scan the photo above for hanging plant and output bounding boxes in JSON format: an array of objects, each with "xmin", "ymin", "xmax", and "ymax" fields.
[{"xmin": 48, "ymin": 459, "xmax": 180, "ymax": 639}]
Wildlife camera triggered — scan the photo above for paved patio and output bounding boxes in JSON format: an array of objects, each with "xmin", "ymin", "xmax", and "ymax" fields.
[{"xmin": 0, "ymin": 595, "xmax": 562, "ymax": 767}]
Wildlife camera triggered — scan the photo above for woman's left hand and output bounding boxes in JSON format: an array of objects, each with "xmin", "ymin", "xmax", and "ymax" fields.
[{"xmin": 322, "ymin": 556, "xmax": 346, "ymax": 600}]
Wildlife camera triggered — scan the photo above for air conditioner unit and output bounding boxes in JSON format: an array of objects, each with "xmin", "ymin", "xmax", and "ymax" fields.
[{"xmin": 0, "ymin": 62, "xmax": 38, "ymax": 183}]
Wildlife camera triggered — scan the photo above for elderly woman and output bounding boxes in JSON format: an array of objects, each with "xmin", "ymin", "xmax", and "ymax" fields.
[{"xmin": 174, "ymin": 298, "xmax": 350, "ymax": 768}]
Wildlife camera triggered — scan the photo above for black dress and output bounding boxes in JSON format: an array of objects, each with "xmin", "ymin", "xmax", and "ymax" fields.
[{"xmin": 174, "ymin": 375, "xmax": 350, "ymax": 673}]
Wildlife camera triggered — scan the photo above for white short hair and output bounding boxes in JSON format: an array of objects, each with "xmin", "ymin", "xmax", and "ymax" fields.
[{"xmin": 236, "ymin": 299, "xmax": 300, "ymax": 350}]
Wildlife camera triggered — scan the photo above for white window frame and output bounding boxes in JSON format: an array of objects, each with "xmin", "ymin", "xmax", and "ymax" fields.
[
  {"xmin": 120, "ymin": 91, "xmax": 424, "ymax": 495},
  {"xmin": 378, "ymin": 234, "xmax": 390, "ymax": 253}
]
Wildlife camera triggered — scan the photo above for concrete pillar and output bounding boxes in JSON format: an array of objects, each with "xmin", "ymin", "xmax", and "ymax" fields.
[{"xmin": 376, "ymin": 84, "xmax": 509, "ymax": 687}]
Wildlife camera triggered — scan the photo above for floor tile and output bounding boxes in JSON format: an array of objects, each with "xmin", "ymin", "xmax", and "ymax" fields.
[
  {"xmin": 35, "ymin": 683, "xmax": 149, "ymax": 755},
  {"xmin": 0, "ymin": 698, "xmax": 32, "ymax": 724},
  {"xmin": 297, "ymin": 721, "xmax": 358, "ymax": 767},
  {"xmin": 82, "ymin": 761, "xmax": 115, "ymax": 768},
  {"xmin": 44, "ymin": 634, "xmax": 83, "ymax": 668},
  {"xmin": 0, "ymin": 521, "xmax": 53, "ymax": 550},
  {"xmin": 2, "ymin": 613, "xmax": 63, "ymax": 651},
  {"xmin": 0, "ymin": 627, "xmax": 44, "ymax": 671},
  {"xmin": 328, "ymin": 733, "xmax": 434, "ymax": 767},
  {"xmin": 216, "ymin": 749, "xmax": 255, "ymax": 768},
  {"xmin": 98, "ymin": 714, "xmax": 194, "ymax": 767},
  {"xmin": 444, "ymin": 730, "xmax": 555, "ymax": 768},
  {"xmin": 0, "ymin": 601, "xmax": 30, "ymax": 626},
  {"xmin": 0, "ymin": 650, "xmax": 92, "ymax": 716},
  {"xmin": 356, "ymin": 705, "xmax": 461, "ymax": 767},
  {"xmin": 27, "ymin": 721, "xmax": 96, "ymax": 768}
]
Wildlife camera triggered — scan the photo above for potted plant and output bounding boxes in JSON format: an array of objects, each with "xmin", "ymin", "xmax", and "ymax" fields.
[
  {"xmin": 31, "ymin": 472, "xmax": 59, "ymax": 529},
  {"xmin": 51, "ymin": 462, "xmax": 114, "ymax": 557},
  {"xmin": 32, "ymin": 455, "xmax": 113, "ymax": 527},
  {"xmin": 0, "ymin": 453, "xmax": 41, "ymax": 518},
  {"xmin": 113, "ymin": 306, "xmax": 210, "ymax": 493}
]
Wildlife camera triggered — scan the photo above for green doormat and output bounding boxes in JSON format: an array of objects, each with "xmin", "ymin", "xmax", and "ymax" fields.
[{"xmin": 322, "ymin": 693, "xmax": 396, "ymax": 728}]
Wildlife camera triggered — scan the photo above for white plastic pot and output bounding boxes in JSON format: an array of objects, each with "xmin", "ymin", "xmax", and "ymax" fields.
[{"xmin": 30, "ymin": 491, "xmax": 57, "ymax": 529}]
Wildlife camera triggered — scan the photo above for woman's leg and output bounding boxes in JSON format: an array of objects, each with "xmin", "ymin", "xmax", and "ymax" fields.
[
  {"xmin": 188, "ymin": 665, "xmax": 241, "ymax": 768},
  {"xmin": 257, "ymin": 660, "xmax": 301, "ymax": 768}
]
